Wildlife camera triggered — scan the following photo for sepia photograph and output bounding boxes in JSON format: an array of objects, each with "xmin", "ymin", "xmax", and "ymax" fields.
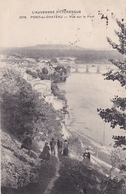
[{"xmin": 0, "ymin": 0, "xmax": 126, "ymax": 193}]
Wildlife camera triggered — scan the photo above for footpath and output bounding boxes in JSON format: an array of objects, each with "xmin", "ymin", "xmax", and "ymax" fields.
[{"xmin": 44, "ymin": 156, "xmax": 60, "ymax": 194}]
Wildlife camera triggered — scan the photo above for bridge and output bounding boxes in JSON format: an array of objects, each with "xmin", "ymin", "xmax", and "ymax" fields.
[{"xmin": 66, "ymin": 64, "xmax": 113, "ymax": 74}]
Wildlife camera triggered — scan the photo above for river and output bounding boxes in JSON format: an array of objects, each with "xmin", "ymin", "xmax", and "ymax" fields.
[{"xmin": 58, "ymin": 64, "xmax": 125, "ymax": 146}]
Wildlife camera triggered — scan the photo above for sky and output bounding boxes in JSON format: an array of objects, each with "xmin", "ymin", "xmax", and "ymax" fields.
[{"xmin": 0, "ymin": 0, "xmax": 125, "ymax": 49}]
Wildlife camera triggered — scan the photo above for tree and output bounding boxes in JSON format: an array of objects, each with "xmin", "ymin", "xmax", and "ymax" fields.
[
  {"xmin": 100, "ymin": 177, "xmax": 125, "ymax": 194},
  {"xmin": 55, "ymin": 66, "xmax": 67, "ymax": 74},
  {"xmin": 42, "ymin": 67, "xmax": 48, "ymax": 74},
  {"xmin": 97, "ymin": 19, "xmax": 126, "ymax": 149},
  {"xmin": 1, "ymin": 67, "xmax": 44, "ymax": 137},
  {"xmin": 1, "ymin": 67, "xmax": 62, "ymax": 139},
  {"xmin": 51, "ymin": 57, "xmax": 57, "ymax": 63}
]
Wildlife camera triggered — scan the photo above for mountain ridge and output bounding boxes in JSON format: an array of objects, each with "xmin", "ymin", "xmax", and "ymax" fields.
[
  {"xmin": 26, "ymin": 44, "xmax": 85, "ymax": 50},
  {"xmin": 1, "ymin": 44, "xmax": 114, "ymax": 51}
]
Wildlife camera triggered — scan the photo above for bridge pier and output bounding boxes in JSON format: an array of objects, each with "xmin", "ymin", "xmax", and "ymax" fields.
[
  {"xmin": 96, "ymin": 66, "xmax": 100, "ymax": 73},
  {"xmin": 66, "ymin": 66, "xmax": 71, "ymax": 75},
  {"xmin": 85, "ymin": 66, "xmax": 89, "ymax": 73},
  {"xmin": 75, "ymin": 68, "xmax": 79, "ymax": 73}
]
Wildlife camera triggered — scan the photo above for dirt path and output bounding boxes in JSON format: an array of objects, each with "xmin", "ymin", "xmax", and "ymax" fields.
[{"xmin": 44, "ymin": 156, "xmax": 60, "ymax": 194}]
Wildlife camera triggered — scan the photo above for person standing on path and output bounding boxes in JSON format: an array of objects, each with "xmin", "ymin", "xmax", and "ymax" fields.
[
  {"xmin": 57, "ymin": 139, "xmax": 63, "ymax": 155},
  {"xmin": 50, "ymin": 138, "xmax": 56, "ymax": 156},
  {"xmin": 82, "ymin": 147, "xmax": 91, "ymax": 166},
  {"xmin": 21, "ymin": 133, "xmax": 32, "ymax": 150},
  {"xmin": 63, "ymin": 140, "xmax": 69, "ymax": 156},
  {"xmin": 39, "ymin": 142, "xmax": 50, "ymax": 161}
]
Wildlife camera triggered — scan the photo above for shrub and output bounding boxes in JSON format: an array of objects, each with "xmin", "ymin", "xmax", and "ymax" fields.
[
  {"xmin": 42, "ymin": 67, "xmax": 48, "ymax": 75},
  {"xmin": 1, "ymin": 67, "xmax": 62, "ymax": 140},
  {"xmin": 51, "ymin": 157, "xmax": 105, "ymax": 194}
]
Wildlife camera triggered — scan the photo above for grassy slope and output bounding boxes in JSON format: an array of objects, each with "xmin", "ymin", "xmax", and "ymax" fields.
[
  {"xmin": 51, "ymin": 156, "xmax": 106, "ymax": 194},
  {"xmin": 1, "ymin": 156, "xmax": 58, "ymax": 194}
]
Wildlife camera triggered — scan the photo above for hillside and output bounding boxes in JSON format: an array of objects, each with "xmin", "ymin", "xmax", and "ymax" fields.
[
  {"xmin": 1, "ymin": 53, "xmax": 125, "ymax": 194},
  {"xmin": 27, "ymin": 44, "xmax": 84, "ymax": 50},
  {"xmin": 1, "ymin": 130, "xmax": 40, "ymax": 189},
  {"xmin": 0, "ymin": 45, "xmax": 123, "ymax": 63}
]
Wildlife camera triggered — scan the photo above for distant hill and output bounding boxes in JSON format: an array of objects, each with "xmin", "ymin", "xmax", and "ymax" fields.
[
  {"xmin": 27, "ymin": 44, "xmax": 84, "ymax": 50},
  {"xmin": 0, "ymin": 44, "xmax": 123, "ymax": 64}
]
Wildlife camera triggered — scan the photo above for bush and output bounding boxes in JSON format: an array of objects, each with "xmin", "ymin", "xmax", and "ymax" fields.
[
  {"xmin": 51, "ymin": 83, "xmax": 66, "ymax": 101},
  {"xmin": 26, "ymin": 69, "xmax": 38, "ymax": 78},
  {"xmin": 51, "ymin": 58, "xmax": 57, "ymax": 63},
  {"xmin": 38, "ymin": 71, "xmax": 50, "ymax": 80},
  {"xmin": 1, "ymin": 156, "xmax": 58, "ymax": 194},
  {"xmin": 55, "ymin": 66, "xmax": 67, "ymax": 74},
  {"xmin": 51, "ymin": 157, "xmax": 105, "ymax": 194},
  {"xmin": 1, "ymin": 67, "xmax": 62, "ymax": 140},
  {"xmin": 100, "ymin": 177, "xmax": 125, "ymax": 194},
  {"xmin": 1, "ymin": 68, "xmax": 38, "ymax": 136},
  {"xmin": 42, "ymin": 67, "xmax": 48, "ymax": 74}
]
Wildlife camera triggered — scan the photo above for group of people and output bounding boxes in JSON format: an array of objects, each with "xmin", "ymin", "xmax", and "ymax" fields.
[
  {"xmin": 21, "ymin": 134, "xmax": 91, "ymax": 166},
  {"xmin": 39, "ymin": 138, "xmax": 69, "ymax": 161}
]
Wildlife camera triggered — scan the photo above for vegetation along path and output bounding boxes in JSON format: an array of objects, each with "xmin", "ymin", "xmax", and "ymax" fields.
[{"xmin": 44, "ymin": 156, "xmax": 61, "ymax": 194}]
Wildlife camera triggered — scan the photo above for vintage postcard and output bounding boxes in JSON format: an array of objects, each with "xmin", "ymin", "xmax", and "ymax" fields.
[{"xmin": 0, "ymin": 0, "xmax": 125, "ymax": 194}]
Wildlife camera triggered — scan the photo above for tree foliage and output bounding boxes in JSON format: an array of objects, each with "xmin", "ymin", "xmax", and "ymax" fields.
[
  {"xmin": 26, "ymin": 68, "xmax": 50, "ymax": 80},
  {"xmin": 26, "ymin": 69, "xmax": 38, "ymax": 78},
  {"xmin": 100, "ymin": 177, "xmax": 125, "ymax": 194},
  {"xmin": 1, "ymin": 67, "xmax": 62, "ymax": 139},
  {"xmin": 97, "ymin": 19, "xmax": 126, "ymax": 148},
  {"xmin": 51, "ymin": 57, "xmax": 58, "ymax": 63},
  {"xmin": 42, "ymin": 67, "xmax": 48, "ymax": 75}
]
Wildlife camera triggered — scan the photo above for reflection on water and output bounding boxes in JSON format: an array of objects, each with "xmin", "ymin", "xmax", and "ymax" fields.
[{"xmin": 58, "ymin": 65, "xmax": 125, "ymax": 145}]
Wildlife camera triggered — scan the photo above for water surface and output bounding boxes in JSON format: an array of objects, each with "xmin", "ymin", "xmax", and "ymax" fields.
[{"xmin": 58, "ymin": 64, "xmax": 125, "ymax": 145}]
